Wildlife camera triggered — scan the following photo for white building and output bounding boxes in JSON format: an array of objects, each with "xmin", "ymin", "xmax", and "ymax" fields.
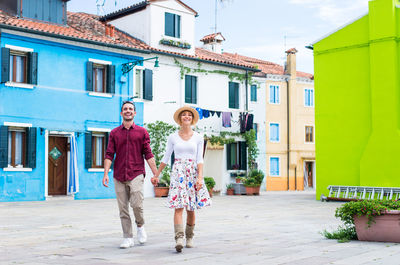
[{"xmin": 100, "ymin": 0, "xmax": 265, "ymax": 196}]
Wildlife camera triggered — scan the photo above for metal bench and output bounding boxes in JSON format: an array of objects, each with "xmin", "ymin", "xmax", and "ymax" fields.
[{"xmin": 321, "ymin": 185, "xmax": 400, "ymax": 202}]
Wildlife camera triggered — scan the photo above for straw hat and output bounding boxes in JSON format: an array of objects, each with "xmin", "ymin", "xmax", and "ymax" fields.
[{"xmin": 173, "ymin": 106, "xmax": 199, "ymax": 126}]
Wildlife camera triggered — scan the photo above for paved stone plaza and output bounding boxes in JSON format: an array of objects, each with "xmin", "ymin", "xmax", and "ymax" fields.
[{"xmin": 1, "ymin": 191, "xmax": 400, "ymax": 265}]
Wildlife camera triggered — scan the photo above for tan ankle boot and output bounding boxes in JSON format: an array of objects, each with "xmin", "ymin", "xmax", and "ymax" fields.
[
  {"xmin": 185, "ymin": 224, "xmax": 195, "ymax": 248},
  {"xmin": 174, "ymin": 224, "xmax": 184, "ymax": 252}
]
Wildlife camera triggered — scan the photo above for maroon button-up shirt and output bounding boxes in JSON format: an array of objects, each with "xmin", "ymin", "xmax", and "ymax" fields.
[{"xmin": 105, "ymin": 123, "xmax": 154, "ymax": 182}]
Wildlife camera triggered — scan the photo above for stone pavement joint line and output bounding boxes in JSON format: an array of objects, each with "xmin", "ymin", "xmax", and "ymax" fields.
[{"xmin": 1, "ymin": 191, "xmax": 400, "ymax": 265}]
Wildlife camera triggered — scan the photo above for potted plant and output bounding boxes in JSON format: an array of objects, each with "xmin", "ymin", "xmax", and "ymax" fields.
[
  {"xmin": 323, "ymin": 199, "xmax": 400, "ymax": 243},
  {"xmin": 154, "ymin": 171, "xmax": 170, "ymax": 197},
  {"xmin": 226, "ymin": 183, "xmax": 234, "ymax": 195},
  {"xmin": 204, "ymin": 177, "xmax": 216, "ymax": 197},
  {"xmin": 146, "ymin": 121, "xmax": 176, "ymax": 197},
  {"xmin": 243, "ymin": 169, "xmax": 264, "ymax": 195}
]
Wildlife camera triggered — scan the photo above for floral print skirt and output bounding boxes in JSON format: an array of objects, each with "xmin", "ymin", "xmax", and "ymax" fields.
[{"xmin": 167, "ymin": 159, "xmax": 212, "ymax": 211}]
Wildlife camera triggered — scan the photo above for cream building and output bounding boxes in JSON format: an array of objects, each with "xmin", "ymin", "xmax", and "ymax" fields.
[{"xmin": 225, "ymin": 49, "xmax": 315, "ymax": 191}]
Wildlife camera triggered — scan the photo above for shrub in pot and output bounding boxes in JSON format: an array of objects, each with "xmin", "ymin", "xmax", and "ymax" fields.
[
  {"xmin": 226, "ymin": 183, "xmax": 234, "ymax": 195},
  {"xmin": 243, "ymin": 169, "xmax": 264, "ymax": 195},
  {"xmin": 204, "ymin": 177, "xmax": 216, "ymax": 197}
]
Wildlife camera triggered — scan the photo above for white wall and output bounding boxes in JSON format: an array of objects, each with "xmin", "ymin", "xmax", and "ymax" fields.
[{"xmin": 109, "ymin": 8, "xmax": 150, "ymax": 43}]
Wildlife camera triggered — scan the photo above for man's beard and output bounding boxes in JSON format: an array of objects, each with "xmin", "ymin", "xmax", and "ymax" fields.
[{"xmin": 123, "ymin": 117, "xmax": 133, "ymax": 122}]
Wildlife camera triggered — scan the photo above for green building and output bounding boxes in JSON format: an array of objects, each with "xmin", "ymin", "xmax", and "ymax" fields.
[{"xmin": 313, "ymin": 0, "xmax": 400, "ymax": 199}]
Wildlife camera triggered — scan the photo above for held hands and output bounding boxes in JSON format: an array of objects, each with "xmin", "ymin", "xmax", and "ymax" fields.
[{"xmin": 151, "ymin": 176, "xmax": 159, "ymax": 187}]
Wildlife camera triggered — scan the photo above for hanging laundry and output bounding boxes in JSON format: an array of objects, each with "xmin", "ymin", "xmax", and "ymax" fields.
[
  {"xmin": 210, "ymin": 110, "xmax": 216, "ymax": 116},
  {"xmin": 202, "ymin": 109, "xmax": 210, "ymax": 118},
  {"xmin": 195, "ymin": 107, "xmax": 204, "ymax": 120},
  {"xmin": 246, "ymin": 114, "xmax": 254, "ymax": 131},
  {"xmin": 222, "ymin": 112, "xmax": 232, "ymax": 127},
  {"xmin": 239, "ymin": 112, "xmax": 247, "ymax": 133},
  {"xmin": 216, "ymin": 111, "xmax": 221, "ymax": 118}
]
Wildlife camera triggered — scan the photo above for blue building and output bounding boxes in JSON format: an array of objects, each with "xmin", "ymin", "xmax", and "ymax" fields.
[{"xmin": 0, "ymin": 0, "xmax": 153, "ymax": 201}]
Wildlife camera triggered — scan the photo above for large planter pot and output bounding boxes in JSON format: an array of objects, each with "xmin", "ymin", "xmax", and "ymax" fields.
[
  {"xmin": 245, "ymin": 186, "xmax": 260, "ymax": 195},
  {"xmin": 154, "ymin": 187, "xmax": 169, "ymax": 197},
  {"xmin": 354, "ymin": 210, "xmax": 400, "ymax": 243},
  {"xmin": 208, "ymin": 188, "xmax": 213, "ymax": 197}
]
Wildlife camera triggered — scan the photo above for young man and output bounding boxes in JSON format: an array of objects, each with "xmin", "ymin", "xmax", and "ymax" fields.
[{"xmin": 103, "ymin": 101, "xmax": 157, "ymax": 248}]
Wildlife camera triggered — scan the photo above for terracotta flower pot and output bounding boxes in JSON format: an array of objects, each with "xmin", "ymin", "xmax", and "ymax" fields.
[
  {"xmin": 154, "ymin": 187, "xmax": 169, "ymax": 197},
  {"xmin": 208, "ymin": 188, "xmax": 213, "ymax": 197},
  {"xmin": 226, "ymin": 188, "xmax": 234, "ymax": 195},
  {"xmin": 245, "ymin": 186, "xmax": 261, "ymax": 195},
  {"xmin": 354, "ymin": 210, "xmax": 400, "ymax": 243}
]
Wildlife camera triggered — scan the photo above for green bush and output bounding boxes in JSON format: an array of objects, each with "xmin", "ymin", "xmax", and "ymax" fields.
[
  {"xmin": 226, "ymin": 183, "xmax": 234, "ymax": 190},
  {"xmin": 243, "ymin": 169, "xmax": 264, "ymax": 187},
  {"xmin": 158, "ymin": 171, "xmax": 170, "ymax": 187},
  {"xmin": 204, "ymin": 177, "xmax": 216, "ymax": 190}
]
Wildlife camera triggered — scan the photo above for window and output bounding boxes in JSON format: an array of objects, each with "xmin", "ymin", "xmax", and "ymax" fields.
[
  {"xmin": 305, "ymin": 126, "xmax": 314, "ymax": 143},
  {"xmin": 305, "ymin": 88, "xmax": 314, "ymax": 107},
  {"xmin": 165, "ymin": 12, "xmax": 181, "ymax": 38},
  {"xmin": 253, "ymin": 123, "xmax": 258, "ymax": 140},
  {"xmin": 0, "ymin": 125, "xmax": 37, "ymax": 169},
  {"xmin": 269, "ymin": 123, "xmax": 280, "ymax": 142},
  {"xmin": 133, "ymin": 68, "xmax": 153, "ymax": 101},
  {"xmin": 92, "ymin": 133, "xmax": 106, "ymax": 168},
  {"xmin": 250, "ymin": 84, "xmax": 257, "ymax": 102},
  {"xmin": 1, "ymin": 47, "xmax": 38, "ymax": 85},
  {"xmin": 185, "ymin": 75, "xmax": 197, "ymax": 104},
  {"xmin": 229, "ymin": 82, "xmax": 239, "ymax": 109},
  {"xmin": 270, "ymin": 157, "xmax": 280, "ymax": 176},
  {"xmin": 226, "ymin": 142, "xmax": 247, "ymax": 170},
  {"xmin": 86, "ymin": 60, "xmax": 115, "ymax": 95},
  {"xmin": 269, "ymin": 85, "xmax": 280, "ymax": 104},
  {"xmin": 8, "ymin": 128, "xmax": 26, "ymax": 167},
  {"xmin": 93, "ymin": 64, "xmax": 106, "ymax": 93},
  {"xmin": 134, "ymin": 68, "xmax": 143, "ymax": 99},
  {"xmin": 85, "ymin": 130, "xmax": 109, "ymax": 169}
]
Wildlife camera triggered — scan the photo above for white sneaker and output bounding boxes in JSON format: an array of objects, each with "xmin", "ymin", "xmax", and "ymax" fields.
[
  {"xmin": 137, "ymin": 226, "xmax": 147, "ymax": 244},
  {"xmin": 120, "ymin": 238, "xmax": 134, "ymax": 249}
]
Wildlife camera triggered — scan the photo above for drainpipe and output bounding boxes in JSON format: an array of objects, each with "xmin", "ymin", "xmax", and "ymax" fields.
[
  {"xmin": 245, "ymin": 70, "xmax": 249, "ymax": 111},
  {"xmin": 286, "ymin": 77, "xmax": 290, "ymax": 190}
]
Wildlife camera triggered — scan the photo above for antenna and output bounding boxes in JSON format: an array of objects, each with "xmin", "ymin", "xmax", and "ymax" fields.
[{"xmin": 96, "ymin": 0, "xmax": 106, "ymax": 16}]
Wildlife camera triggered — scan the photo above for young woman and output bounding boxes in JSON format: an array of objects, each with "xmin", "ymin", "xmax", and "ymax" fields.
[{"xmin": 151, "ymin": 106, "xmax": 211, "ymax": 252}]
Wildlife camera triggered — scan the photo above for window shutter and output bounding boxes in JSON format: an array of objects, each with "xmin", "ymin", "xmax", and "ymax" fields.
[
  {"xmin": 234, "ymin": 83, "xmax": 239, "ymax": 108},
  {"xmin": 276, "ymin": 86, "xmax": 280, "ymax": 103},
  {"xmin": 86, "ymin": 61, "xmax": 93, "ymax": 92},
  {"xmin": 226, "ymin": 143, "xmax": 231, "ymax": 169},
  {"xmin": 176, "ymin": 14, "xmax": 181, "ymax": 38},
  {"xmin": 185, "ymin": 75, "xmax": 191, "ymax": 103},
  {"xmin": 1, "ymin": 47, "xmax": 10, "ymax": 84},
  {"xmin": 239, "ymin": 141, "xmax": 247, "ymax": 170},
  {"xmin": 143, "ymin": 69, "xmax": 153, "ymax": 101},
  {"xmin": 192, "ymin": 76, "xmax": 197, "ymax": 104},
  {"xmin": 107, "ymin": 65, "xmax": 115, "ymax": 94},
  {"xmin": 310, "ymin": 90, "xmax": 314, "ymax": 106},
  {"xmin": 26, "ymin": 127, "xmax": 37, "ymax": 168},
  {"xmin": 28, "ymin": 52, "xmax": 38, "ymax": 85},
  {"xmin": 165, "ymin": 12, "xmax": 174, "ymax": 37},
  {"xmin": 229, "ymin": 82, "xmax": 234, "ymax": 108},
  {"xmin": 85, "ymin": 132, "xmax": 92, "ymax": 169},
  {"xmin": 0, "ymin": 126, "xmax": 8, "ymax": 168}
]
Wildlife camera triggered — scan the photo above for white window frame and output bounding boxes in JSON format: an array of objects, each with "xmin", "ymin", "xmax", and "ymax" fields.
[
  {"xmin": 304, "ymin": 88, "xmax": 314, "ymax": 107},
  {"xmin": 3, "ymin": 122, "xmax": 32, "ymax": 171},
  {"xmin": 269, "ymin": 84, "xmax": 280, "ymax": 104},
  {"xmin": 269, "ymin": 122, "xmax": 280, "ymax": 143},
  {"xmin": 133, "ymin": 65, "xmax": 145, "ymax": 100},
  {"xmin": 269, "ymin": 156, "xmax": 280, "ymax": 177},
  {"xmin": 304, "ymin": 124, "xmax": 315, "ymax": 144},
  {"xmin": 5, "ymin": 45, "xmax": 34, "ymax": 89},
  {"xmin": 87, "ymin": 128, "xmax": 111, "ymax": 172}
]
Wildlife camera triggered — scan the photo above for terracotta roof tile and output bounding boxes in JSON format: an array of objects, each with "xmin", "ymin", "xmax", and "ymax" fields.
[
  {"xmin": 223, "ymin": 52, "xmax": 313, "ymax": 79},
  {"xmin": 200, "ymin": 32, "xmax": 225, "ymax": 42},
  {"xmin": 0, "ymin": 10, "xmax": 150, "ymax": 51}
]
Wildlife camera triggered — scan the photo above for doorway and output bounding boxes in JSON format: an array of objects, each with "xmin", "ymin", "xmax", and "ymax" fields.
[
  {"xmin": 304, "ymin": 161, "xmax": 315, "ymax": 188},
  {"xmin": 48, "ymin": 136, "xmax": 68, "ymax": 195}
]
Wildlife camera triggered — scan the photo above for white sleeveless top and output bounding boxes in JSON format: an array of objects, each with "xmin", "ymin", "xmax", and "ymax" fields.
[{"xmin": 161, "ymin": 131, "xmax": 204, "ymax": 164}]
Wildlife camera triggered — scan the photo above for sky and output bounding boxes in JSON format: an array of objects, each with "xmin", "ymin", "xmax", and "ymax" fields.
[{"xmin": 68, "ymin": 0, "xmax": 371, "ymax": 74}]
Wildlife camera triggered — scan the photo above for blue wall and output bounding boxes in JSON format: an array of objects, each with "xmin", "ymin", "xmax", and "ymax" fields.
[{"xmin": 0, "ymin": 32, "xmax": 145, "ymax": 202}]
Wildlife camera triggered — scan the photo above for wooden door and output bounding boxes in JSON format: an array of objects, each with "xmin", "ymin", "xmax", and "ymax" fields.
[
  {"xmin": 48, "ymin": 136, "xmax": 68, "ymax": 195},
  {"xmin": 306, "ymin": 162, "xmax": 313, "ymax": 188}
]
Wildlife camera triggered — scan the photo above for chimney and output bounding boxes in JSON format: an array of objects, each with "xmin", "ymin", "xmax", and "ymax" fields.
[
  {"xmin": 200, "ymin": 33, "xmax": 225, "ymax": 54},
  {"xmin": 105, "ymin": 24, "xmax": 115, "ymax": 38},
  {"xmin": 285, "ymin": 48, "xmax": 297, "ymax": 78}
]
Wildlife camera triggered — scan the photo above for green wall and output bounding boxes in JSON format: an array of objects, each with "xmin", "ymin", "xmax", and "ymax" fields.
[{"xmin": 314, "ymin": 0, "xmax": 400, "ymax": 199}]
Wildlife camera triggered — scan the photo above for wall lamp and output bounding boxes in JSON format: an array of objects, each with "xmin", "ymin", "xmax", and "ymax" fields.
[{"xmin": 121, "ymin": 56, "xmax": 159, "ymax": 74}]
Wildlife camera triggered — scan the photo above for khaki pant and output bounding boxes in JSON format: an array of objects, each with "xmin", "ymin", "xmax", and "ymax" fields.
[{"xmin": 114, "ymin": 175, "xmax": 144, "ymax": 238}]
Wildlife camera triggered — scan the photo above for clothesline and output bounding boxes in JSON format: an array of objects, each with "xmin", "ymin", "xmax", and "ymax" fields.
[{"xmin": 192, "ymin": 106, "xmax": 253, "ymax": 129}]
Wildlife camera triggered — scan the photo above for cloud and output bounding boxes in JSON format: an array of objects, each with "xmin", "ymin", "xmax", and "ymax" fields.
[{"xmin": 289, "ymin": 0, "xmax": 369, "ymax": 27}]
